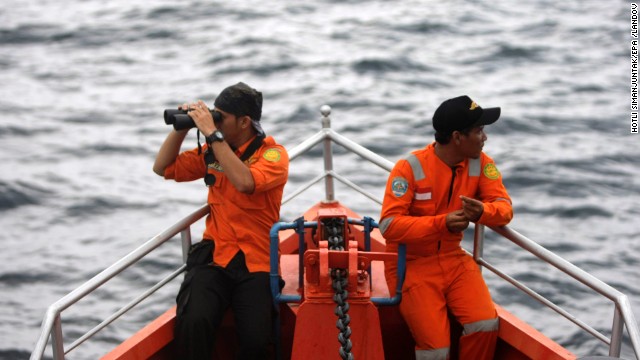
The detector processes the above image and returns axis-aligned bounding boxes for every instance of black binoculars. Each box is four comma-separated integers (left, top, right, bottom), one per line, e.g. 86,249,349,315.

164,108,222,130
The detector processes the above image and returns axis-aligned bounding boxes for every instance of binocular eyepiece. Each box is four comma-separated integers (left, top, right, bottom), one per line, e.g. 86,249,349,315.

164,108,222,130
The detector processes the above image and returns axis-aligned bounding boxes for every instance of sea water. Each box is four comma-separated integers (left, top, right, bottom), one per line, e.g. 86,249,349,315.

1,1,638,359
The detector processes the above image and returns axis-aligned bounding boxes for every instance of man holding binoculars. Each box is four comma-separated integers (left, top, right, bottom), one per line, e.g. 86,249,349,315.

153,82,289,359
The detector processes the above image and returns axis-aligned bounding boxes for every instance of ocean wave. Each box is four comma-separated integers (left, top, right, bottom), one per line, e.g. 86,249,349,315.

0,126,34,138
144,5,188,20
217,60,300,76
0,22,114,47
515,204,613,218
0,349,32,360
63,196,155,219
84,142,156,158
0,57,12,70
60,112,114,125
506,176,584,197
552,153,640,174
515,18,559,37
0,180,50,211
280,104,318,124
352,57,430,74
0,18,181,49
489,116,547,135
0,270,61,288
393,20,454,35
477,43,549,64
0,23,62,45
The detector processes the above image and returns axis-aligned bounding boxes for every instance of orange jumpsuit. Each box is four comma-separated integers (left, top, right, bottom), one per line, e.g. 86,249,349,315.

164,135,289,272
166,135,289,359
380,143,512,360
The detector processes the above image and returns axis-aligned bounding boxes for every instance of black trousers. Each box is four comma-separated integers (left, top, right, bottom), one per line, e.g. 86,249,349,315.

174,249,273,360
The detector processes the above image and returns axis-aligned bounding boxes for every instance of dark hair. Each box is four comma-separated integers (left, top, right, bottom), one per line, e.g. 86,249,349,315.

434,127,472,145
434,131,451,144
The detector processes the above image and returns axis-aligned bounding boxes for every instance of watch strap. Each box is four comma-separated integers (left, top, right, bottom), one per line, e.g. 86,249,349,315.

206,130,224,144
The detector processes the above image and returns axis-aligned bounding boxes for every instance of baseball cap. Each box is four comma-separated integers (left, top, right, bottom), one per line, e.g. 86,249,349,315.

214,82,264,135
432,95,501,134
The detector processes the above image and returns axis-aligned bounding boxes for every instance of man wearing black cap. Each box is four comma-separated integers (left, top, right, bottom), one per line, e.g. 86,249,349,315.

153,82,289,359
379,96,513,360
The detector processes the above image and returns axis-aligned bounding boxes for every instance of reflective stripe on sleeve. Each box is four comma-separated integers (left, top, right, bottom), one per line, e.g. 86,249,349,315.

406,154,425,181
468,157,481,177
379,217,394,235
415,347,449,360
462,317,499,335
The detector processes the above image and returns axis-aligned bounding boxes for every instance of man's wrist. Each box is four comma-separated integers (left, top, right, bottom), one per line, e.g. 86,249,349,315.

206,130,224,144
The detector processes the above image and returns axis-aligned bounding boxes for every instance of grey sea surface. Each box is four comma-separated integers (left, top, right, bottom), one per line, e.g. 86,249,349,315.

1,0,639,359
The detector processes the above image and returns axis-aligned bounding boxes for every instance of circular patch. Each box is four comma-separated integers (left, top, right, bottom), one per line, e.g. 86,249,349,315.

391,177,409,197
263,148,281,162
483,163,500,180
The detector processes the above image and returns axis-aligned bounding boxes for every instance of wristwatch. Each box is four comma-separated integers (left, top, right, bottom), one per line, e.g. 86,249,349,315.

206,130,224,144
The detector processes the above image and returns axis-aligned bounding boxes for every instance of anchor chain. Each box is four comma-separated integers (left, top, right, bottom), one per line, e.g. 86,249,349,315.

325,218,354,360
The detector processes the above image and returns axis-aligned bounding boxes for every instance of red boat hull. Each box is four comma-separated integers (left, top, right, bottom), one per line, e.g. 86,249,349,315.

102,202,576,360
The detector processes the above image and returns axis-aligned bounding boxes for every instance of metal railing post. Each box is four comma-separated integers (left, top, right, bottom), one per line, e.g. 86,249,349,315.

320,105,335,202
180,227,192,264
609,305,623,357
51,314,64,360
473,224,485,273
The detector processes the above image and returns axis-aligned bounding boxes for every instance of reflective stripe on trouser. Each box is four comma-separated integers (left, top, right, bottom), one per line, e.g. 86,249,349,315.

459,318,499,360
399,250,498,360
415,347,449,360
463,317,499,335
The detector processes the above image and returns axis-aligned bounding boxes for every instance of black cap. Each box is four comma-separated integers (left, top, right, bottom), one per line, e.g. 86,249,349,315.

214,82,264,135
432,95,501,134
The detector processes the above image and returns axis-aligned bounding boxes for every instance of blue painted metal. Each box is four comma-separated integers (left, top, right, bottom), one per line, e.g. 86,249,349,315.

268,218,406,306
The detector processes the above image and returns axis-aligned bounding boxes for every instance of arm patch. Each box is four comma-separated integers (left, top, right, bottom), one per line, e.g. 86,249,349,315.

391,177,409,197
483,163,500,180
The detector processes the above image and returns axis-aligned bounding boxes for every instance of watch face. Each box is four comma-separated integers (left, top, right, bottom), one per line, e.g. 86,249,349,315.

208,130,223,143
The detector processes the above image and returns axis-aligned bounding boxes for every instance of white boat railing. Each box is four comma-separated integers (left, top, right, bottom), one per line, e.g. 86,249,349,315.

474,225,640,358
30,205,206,360
31,105,640,359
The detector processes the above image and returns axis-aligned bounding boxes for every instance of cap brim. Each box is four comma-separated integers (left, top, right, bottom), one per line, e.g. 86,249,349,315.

252,119,265,136
475,107,501,126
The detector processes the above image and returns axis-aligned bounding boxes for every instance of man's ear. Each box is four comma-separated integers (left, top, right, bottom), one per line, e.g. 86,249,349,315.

240,115,251,129
452,131,461,145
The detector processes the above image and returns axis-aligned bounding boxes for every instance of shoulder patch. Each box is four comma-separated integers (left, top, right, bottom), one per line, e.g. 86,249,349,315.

483,163,500,180
391,177,409,197
263,148,282,162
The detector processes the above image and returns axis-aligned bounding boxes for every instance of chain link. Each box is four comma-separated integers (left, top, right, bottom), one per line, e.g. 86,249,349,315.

324,218,354,360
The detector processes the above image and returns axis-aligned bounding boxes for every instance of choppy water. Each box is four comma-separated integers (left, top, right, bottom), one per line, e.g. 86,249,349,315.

1,0,639,359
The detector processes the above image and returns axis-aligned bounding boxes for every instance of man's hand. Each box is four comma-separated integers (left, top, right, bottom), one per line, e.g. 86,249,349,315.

446,210,470,233
187,100,216,136
460,195,484,222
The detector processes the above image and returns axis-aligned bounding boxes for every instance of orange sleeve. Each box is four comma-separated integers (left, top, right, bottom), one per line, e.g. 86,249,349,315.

379,159,448,244
476,155,513,226
250,145,289,193
163,147,206,182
